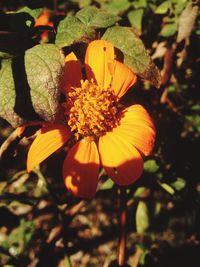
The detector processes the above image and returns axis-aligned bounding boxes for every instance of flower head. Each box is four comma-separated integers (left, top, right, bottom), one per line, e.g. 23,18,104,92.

27,40,155,199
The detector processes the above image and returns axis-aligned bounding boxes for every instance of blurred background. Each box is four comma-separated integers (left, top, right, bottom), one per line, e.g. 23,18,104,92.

0,0,200,266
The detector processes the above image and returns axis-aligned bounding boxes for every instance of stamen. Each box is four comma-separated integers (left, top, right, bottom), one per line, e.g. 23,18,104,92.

64,79,120,140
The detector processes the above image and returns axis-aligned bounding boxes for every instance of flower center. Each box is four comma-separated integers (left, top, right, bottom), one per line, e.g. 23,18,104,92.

65,79,120,140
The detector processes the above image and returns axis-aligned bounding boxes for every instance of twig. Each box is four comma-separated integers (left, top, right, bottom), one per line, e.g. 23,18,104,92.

117,187,127,266
0,128,20,159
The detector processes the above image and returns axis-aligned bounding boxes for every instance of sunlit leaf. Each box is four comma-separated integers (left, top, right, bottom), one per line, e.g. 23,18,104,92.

128,9,144,31
102,26,161,88
160,22,177,37
100,178,114,190
158,182,175,195
132,0,147,9
25,44,65,122
155,1,171,14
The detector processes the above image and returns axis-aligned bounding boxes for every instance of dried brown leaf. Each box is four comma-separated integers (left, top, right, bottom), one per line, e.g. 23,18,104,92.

177,3,199,43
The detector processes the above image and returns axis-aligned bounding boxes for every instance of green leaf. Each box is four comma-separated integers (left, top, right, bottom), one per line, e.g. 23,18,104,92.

0,59,25,126
76,6,120,28
102,26,161,88
158,182,175,195
155,1,171,14
191,105,200,111
74,0,92,8
134,186,147,197
144,159,159,173
0,44,65,127
0,51,13,59
160,22,177,37
55,16,95,48
171,177,186,191
1,219,35,256
136,201,150,234
132,0,147,9
25,44,65,122
128,9,144,31
102,0,131,15
100,178,114,190
16,7,42,21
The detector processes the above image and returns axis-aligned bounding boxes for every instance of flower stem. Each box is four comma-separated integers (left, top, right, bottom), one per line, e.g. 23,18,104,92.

117,187,127,266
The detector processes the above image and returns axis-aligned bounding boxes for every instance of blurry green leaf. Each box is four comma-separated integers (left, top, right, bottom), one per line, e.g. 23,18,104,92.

155,1,171,14
73,0,92,8
154,201,161,217
168,85,176,93
76,6,120,28
186,114,200,132
132,0,147,9
55,16,95,48
100,178,114,190
102,0,131,15
102,26,161,88
136,201,150,234
128,9,144,31
191,105,200,111
1,219,35,256
160,22,177,37
144,159,159,173
16,6,42,21
62,255,72,267
171,177,186,191
158,182,175,195
134,186,147,197
174,1,188,15
25,44,65,122
140,249,149,265
0,50,14,59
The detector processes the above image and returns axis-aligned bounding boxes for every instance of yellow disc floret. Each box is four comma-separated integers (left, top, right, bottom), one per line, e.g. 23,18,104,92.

65,79,120,140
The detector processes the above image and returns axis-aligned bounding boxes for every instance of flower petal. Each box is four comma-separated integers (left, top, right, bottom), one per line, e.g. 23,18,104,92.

85,40,114,88
99,133,143,186
27,124,70,172
114,104,155,156
109,60,137,98
34,10,53,27
63,139,100,199
60,52,82,93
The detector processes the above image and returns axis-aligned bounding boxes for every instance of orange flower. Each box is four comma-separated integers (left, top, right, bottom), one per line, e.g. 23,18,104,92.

27,40,155,199
34,10,53,41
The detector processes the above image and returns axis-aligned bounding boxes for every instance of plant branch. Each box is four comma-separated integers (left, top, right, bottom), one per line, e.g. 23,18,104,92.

117,187,127,266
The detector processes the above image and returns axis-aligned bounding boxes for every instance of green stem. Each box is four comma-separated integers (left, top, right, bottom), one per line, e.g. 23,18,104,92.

117,187,127,266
